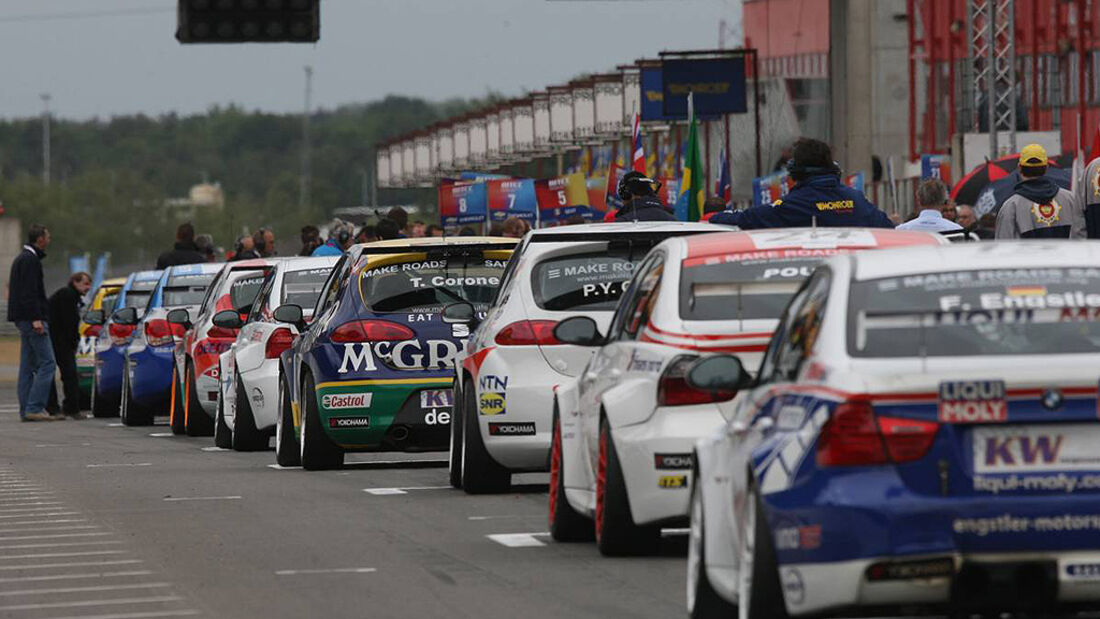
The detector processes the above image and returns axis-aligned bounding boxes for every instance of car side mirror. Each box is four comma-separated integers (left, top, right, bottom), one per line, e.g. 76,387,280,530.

166,308,191,329
273,304,307,331
111,307,139,326
553,316,604,347
212,309,244,330
83,309,105,326
441,302,480,328
687,355,753,394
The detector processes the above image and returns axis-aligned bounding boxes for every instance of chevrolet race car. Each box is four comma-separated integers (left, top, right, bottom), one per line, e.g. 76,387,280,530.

77,277,125,408
167,259,274,436
549,229,949,556
274,238,516,470
89,270,162,417
448,222,718,494
687,241,1100,618
117,264,220,426
215,256,337,451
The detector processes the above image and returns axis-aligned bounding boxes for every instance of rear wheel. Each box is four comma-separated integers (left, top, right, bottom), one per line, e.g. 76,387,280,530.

299,372,344,470
460,382,511,494
169,365,185,435
739,488,788,619
595,417,660,556
687,467,737,618
120,364,152,426
232,369,268,451
548,409,594,542
184,362,214,437
213,393,232,449
448,380,465,489
91,369,118,418
275,375,301,467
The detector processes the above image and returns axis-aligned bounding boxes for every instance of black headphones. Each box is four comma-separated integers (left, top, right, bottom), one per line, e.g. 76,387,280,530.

335,224,351,246
786,158,842,179
617,171,661,201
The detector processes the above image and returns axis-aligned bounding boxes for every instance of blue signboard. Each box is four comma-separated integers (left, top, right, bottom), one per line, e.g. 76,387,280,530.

640,66,668,122
662,58,747,119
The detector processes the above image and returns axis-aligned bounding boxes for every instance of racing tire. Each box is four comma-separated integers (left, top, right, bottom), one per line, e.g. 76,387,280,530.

595,417,660,557
169,366,185,435
548,409,594,542
184,362,214,437
214,395,232,449
687,467,737,618
299,372,344,470
232,370,269,452
460,382,511,494
739,488,788,619
275,375,301,467
120,364,153,427
447,380,465,489
91,370,118,418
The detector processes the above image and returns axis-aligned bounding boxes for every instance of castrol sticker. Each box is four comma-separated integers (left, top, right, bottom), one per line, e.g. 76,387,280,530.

321,393,373,410
938,380,1006,423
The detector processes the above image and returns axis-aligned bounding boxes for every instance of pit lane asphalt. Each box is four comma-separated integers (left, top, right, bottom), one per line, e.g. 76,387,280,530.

0,386,687,619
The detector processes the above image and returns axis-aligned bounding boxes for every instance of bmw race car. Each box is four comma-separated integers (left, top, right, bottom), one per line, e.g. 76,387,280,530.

687,241,1100,618
273,238,516,470
167,259,274,436
77,277,125,408
448,222,718,493
549,229,948,556
116,264,220,426
214,256,337,451
87,270,162,418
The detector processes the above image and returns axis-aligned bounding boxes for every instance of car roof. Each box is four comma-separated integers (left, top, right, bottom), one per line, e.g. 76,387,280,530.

849,241,1100,281
131,270,163,282
353,236,517,251
682,228,946,260
100,277,127,287
278,256,339,271
528,222,718,237
166,263,223,276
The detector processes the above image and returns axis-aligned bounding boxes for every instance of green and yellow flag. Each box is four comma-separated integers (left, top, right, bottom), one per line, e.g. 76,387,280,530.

675,93,706,221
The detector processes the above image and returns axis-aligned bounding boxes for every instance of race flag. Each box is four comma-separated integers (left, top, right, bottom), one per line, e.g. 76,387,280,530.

714,148,731,205
674,93,706,221
631,112,646,173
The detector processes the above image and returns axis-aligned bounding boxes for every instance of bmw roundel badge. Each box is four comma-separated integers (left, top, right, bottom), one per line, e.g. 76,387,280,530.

1040,388,1064,411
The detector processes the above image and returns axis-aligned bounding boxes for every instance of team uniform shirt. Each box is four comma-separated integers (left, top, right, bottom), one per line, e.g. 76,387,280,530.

311,239,344,256
995,177,1084,239
1078,157,1100,239
896,209,964,232
709,174,894,229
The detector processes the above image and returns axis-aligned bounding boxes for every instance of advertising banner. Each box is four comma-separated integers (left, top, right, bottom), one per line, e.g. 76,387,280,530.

535,173,589,223
586,176,608,215
752,170,795,207
921,154,953,185
662,57,747,119
640,66,668,122
487,178,537,222
439,180,488,226
604,163,626,212
844,172,865,193
658,177,680,207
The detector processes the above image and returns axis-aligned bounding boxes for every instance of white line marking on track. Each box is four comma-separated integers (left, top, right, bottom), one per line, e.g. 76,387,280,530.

0,519,87,526
162,496,241,502
266,464,297,470
362,486,451,495
0,541,123,550
106,423,123,427
199,446,228,452
0,525,99,534
0,550,125,560
0,532,113,542
0,581,171,596
0,559,142,571
468,515,525,521
486,532,550,548
0,594,181,611
45,611,201,619
147,433,174,438
0,505,67,512
0,570,152,583
274,567,376,575
351,459,447,465
86,463,152,469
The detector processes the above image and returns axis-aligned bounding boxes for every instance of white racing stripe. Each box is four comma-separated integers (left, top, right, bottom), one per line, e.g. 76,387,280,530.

486,532,550,548
0,581,171,596
0,595,181,611
274,567,376,575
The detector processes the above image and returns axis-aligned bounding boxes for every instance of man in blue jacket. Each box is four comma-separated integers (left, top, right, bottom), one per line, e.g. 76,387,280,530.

710,138,894,229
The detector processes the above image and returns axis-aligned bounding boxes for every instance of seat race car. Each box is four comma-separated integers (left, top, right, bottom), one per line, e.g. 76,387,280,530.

273,237,516,470
87,270,162,418
549,228,949,557
115,264,221,426
214,256,337,451
167,259,275,436
77,277,125,409
686,241,1100,618
446,222,719,494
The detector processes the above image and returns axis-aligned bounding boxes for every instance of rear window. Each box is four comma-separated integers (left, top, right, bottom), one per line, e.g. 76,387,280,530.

282,267,331,308
163,273,216,308
679,251,837,320
101,291,119,315
359,257,507,313
849,268,1100,357
123,280,157,310
531,253,639,311
229,273,267,312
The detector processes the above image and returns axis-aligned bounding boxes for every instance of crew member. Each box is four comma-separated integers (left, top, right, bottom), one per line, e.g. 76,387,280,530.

47,272,92,419
896,180,963,232
312,220,355,256
612,171,675,221
996,144,1084,239
155,223,205,269
1079,148,1100,238
709,138,893,229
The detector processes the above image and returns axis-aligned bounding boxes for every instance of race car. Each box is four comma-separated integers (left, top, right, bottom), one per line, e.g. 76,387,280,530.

166,259,275,436
214,256,337,451
116,263,221,426
549,229,949,557
447,222,718,494
87,270,162,418
77,277,125,408
687,241,1100,618
273,238,516,470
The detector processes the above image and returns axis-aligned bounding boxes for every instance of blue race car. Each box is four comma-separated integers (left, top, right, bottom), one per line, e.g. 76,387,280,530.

89,270,162,418
119,263,221,426
272,237,516,470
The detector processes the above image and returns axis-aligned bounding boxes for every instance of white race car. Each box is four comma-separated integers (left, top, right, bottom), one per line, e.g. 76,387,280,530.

687,241,1100,618
446,222,718,493
215,256,337,451
550,228,948,556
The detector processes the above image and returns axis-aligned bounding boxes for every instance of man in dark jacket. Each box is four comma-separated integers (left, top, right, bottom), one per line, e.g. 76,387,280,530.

709,138,894,229
613,171,676,222
46,272,92,419
155,222,205,269
996,144,1084,239
7,224,56,421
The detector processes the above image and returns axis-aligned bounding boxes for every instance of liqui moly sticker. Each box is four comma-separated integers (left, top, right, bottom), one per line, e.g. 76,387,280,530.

321,393,373,410
938,380,1006,423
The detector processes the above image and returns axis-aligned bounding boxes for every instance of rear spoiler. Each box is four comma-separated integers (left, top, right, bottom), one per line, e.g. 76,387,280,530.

356,242,518,258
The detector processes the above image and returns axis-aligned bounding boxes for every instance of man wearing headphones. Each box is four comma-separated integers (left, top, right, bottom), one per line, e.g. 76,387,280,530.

709,138,894,229
312,220,354,256
611,171,676,222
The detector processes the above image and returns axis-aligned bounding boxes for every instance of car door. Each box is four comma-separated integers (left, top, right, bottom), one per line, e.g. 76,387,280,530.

301,253,351,379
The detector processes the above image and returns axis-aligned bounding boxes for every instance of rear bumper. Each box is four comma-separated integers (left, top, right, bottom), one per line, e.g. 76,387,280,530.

129,346,174,406
95,346,126,397
315,377,453,452
238,360,280,431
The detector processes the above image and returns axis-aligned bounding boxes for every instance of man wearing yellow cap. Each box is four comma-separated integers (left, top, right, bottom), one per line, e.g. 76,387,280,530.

995,144,1084,239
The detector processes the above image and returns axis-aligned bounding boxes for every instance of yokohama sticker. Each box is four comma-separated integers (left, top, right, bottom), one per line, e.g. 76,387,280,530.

321,393,373,410
488,422,534,436
328,416,371,428
654,453,692,470
938,380,1006,423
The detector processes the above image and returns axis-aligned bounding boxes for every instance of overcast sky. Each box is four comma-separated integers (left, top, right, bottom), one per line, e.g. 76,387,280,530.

0,0,740,120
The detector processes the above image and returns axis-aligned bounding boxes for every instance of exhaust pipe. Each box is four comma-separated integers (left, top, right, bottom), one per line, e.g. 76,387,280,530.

390,426,410,441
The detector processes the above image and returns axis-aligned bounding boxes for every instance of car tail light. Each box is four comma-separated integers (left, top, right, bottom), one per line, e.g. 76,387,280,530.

816,401,938,467
108,322,134,345
265,328,295,359
170,323,186,338
657,356,735,407
331,320,415,343
85,325,101,338
144,319,174,347
207,326,237,339
494,320,560,346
